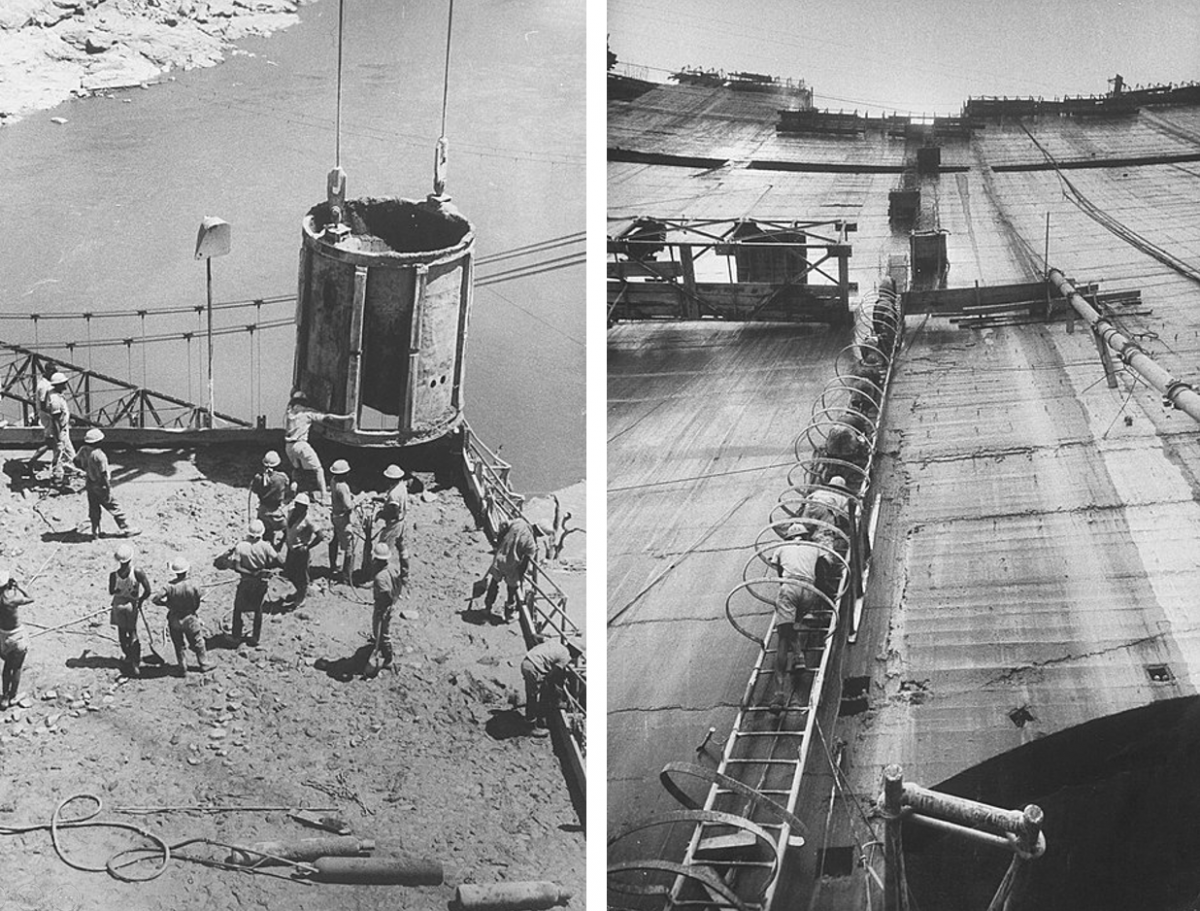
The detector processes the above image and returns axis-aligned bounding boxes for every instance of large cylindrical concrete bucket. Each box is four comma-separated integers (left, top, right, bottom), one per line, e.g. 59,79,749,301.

294,195,475,446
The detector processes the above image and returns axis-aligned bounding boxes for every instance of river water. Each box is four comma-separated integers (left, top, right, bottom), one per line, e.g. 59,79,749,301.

0,0,585,492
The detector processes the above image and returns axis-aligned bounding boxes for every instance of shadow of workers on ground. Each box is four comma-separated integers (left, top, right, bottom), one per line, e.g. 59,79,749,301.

314,643,376,682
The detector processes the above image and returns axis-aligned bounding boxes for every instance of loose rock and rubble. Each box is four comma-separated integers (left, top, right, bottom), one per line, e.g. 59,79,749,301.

0,445,585,909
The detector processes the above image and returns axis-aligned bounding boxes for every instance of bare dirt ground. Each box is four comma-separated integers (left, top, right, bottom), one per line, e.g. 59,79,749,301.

0,444,585,910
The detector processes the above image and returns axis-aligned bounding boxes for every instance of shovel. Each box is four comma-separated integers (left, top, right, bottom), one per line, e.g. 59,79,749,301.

138,603,166,665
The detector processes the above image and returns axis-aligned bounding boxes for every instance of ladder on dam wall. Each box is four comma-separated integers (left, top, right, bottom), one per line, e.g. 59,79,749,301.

608,282,904,911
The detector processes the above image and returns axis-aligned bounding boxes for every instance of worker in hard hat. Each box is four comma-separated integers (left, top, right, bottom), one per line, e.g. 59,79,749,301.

327,459,357,585
374,464,412,583
74,428,141,539
151,556,212,677
108,544,151,678
284,390,353,504
250,450,290,547
765,524,832,715
282,493,324,611
25,361,61,471
229,519,282,647
367,541,403,675
44,372,77,485
520,636,578,736
0,570,33,709
484,516,542,623
803,475,853,536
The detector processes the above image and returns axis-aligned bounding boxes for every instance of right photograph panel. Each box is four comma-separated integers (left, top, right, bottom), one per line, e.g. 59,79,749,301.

606,3,1200,910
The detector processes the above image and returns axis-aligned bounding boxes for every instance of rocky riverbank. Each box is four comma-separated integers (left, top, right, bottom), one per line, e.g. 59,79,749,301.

0,0,312,124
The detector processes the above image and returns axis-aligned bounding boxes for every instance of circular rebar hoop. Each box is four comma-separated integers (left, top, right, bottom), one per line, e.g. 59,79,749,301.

787,457,868,491
607,809,782,901
797,410,879,453
768,497,855,536
726,578,839,639
606,859,750,911
751,525,851,571
834,341,889,378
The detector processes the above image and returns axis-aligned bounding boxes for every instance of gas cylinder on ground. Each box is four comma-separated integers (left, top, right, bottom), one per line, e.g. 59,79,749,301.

227,835,374,866
311,854,444,885
455,881,573,911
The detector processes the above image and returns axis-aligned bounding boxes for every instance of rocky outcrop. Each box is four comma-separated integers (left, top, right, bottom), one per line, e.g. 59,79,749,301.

0,0,311,124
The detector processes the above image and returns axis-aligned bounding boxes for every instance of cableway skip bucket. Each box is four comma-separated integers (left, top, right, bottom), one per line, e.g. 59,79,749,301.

294,195,476,447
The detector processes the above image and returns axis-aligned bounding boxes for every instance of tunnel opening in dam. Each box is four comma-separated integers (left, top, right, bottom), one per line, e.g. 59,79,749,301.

899,696,1200,911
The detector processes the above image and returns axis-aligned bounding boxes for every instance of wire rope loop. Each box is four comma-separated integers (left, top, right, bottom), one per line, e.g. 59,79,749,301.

49,793,171,880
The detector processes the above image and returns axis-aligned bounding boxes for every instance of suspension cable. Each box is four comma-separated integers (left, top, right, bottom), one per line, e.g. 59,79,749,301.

334,0,345,168
440,0,454,139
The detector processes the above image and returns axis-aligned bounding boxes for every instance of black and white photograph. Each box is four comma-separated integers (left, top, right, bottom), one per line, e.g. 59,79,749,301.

606,3,1200,910
0,1,585,907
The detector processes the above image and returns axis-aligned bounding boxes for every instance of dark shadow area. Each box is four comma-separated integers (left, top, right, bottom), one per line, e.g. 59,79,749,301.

485,708,536,741
39,528,91,544
558,823,584,834
903,695,1200,911
314,644,375,683
65,653,124,671
459,606,505,627
204,633,241,653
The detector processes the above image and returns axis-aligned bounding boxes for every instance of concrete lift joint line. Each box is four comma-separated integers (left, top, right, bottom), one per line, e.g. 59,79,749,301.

1047,268,1200,424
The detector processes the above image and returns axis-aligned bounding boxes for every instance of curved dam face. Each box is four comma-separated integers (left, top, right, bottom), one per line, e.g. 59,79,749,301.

904,697,1200,910
294,196,475,446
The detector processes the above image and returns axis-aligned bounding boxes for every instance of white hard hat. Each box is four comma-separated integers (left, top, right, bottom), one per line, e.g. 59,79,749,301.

829,476,847,489
50,372,68,386
372,542,391,560
293,492,310,507
247,519,265,538
330,459,350,475
84,428,105,445
169,556,189,575
785,523,807,539
262,450,281,467
383,464,406,480
114,544,134,563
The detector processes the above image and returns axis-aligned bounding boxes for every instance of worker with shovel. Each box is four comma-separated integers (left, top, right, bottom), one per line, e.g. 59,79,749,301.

152,556,213,677
109,544,151,678
366,542,402,677
0,570,33,709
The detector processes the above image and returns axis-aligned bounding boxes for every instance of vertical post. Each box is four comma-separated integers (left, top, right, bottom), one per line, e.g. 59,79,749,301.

848,498,863,602
679,243,699,319
403,266,429,431
206,258,215,428
882,764,905,911
1043,212,1051,276
345,265,368,430
1092,326,1119,389
838,246,851,324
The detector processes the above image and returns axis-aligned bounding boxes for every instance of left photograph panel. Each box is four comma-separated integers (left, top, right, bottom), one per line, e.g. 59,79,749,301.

0,0,586,906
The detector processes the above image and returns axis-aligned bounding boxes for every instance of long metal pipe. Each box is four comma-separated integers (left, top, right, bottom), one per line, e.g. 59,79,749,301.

1047,268,1200,424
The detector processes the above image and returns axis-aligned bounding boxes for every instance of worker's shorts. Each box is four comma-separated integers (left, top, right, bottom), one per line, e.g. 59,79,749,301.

331,513,353,549
285,440,321,472
110,599,138,631
775,579,819,625
0,626,30,661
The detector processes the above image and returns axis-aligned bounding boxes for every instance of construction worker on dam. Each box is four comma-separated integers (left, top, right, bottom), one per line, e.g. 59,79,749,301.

44,372,78,485
74,429,142,539
25,361,61,472
374,464,412,583
282,493,324,611
109,544,151,678
228,519,281,647
803,475,852,535
0,571,34,710
484,515,542,623
520,635,578,736
284,390,353,504
152,556,212,677
251,450,290,547
366,541,402,676
327,459,357,585
766,524,832,715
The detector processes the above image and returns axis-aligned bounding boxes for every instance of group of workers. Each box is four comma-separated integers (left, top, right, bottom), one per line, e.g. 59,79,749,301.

765,285,897,714
1,379,580,734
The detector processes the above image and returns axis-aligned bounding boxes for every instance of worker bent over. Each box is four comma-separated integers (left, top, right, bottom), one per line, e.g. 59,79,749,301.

251,450,290,547
520,636,576,737
152,556,212,677
109,544,151,678
766,525,831,715
74,428,141,539
0,570,34,709
229,519,281,647
327,459,357,584
374,464,411,583
368,542,403,674
284,390,353,503
283,493,324,610
485,517,541,622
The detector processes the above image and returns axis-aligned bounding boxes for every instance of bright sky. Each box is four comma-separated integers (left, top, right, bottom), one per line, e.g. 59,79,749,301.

607,0,1200,116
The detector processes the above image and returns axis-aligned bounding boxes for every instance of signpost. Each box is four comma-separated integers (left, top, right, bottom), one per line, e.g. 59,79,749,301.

194,217,231,428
